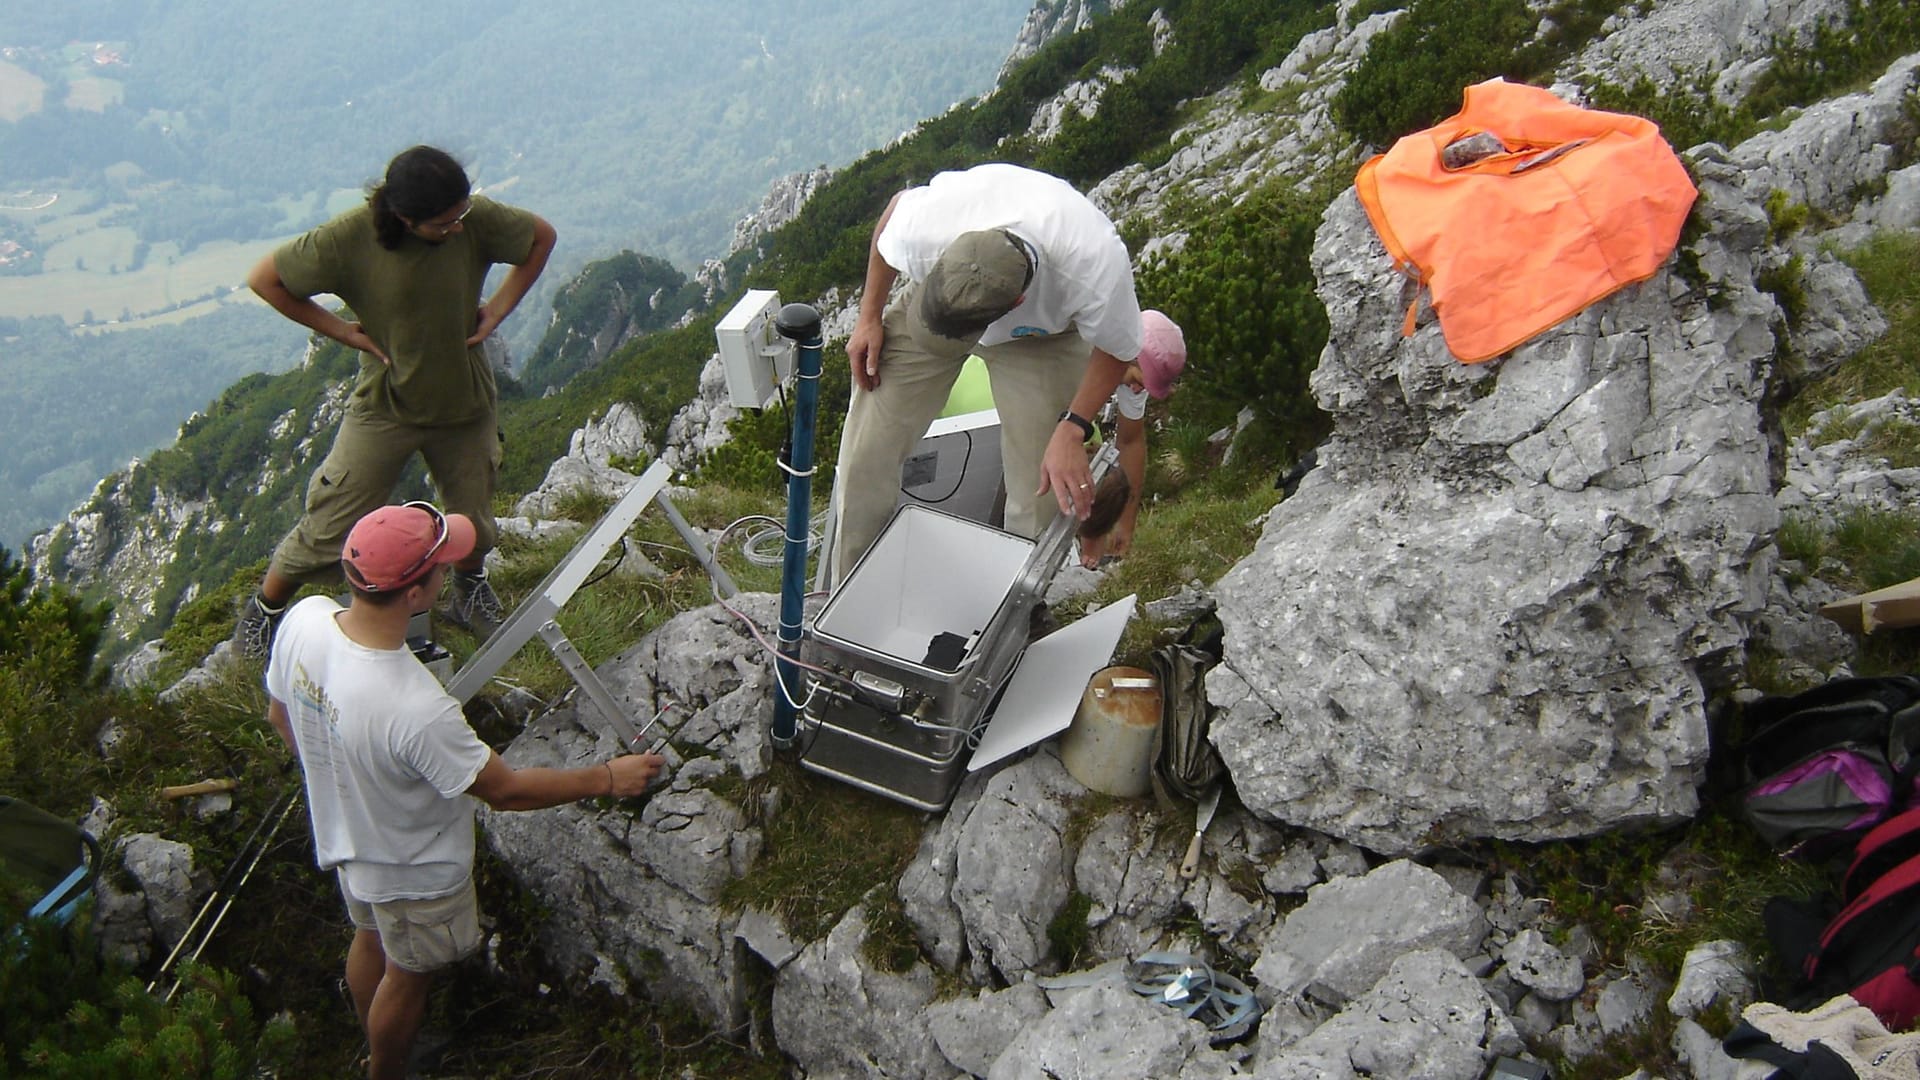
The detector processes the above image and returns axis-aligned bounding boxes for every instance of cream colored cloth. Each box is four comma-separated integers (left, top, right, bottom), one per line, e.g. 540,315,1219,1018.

1738,995,1920,1079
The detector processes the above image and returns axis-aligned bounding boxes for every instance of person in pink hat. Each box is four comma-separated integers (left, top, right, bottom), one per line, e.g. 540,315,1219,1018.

1078,309,1186,568
264,501,664,1080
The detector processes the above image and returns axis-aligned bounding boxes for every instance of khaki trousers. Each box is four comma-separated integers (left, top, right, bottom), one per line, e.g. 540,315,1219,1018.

831,284,1090,584
270,404,502,583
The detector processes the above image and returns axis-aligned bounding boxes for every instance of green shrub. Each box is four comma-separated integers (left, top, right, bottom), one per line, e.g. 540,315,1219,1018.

0,546,111,794
1332,0,1540,147
1135,182,1332,461
3,937,296,1080
696,345,851,493
1764,189,1811,241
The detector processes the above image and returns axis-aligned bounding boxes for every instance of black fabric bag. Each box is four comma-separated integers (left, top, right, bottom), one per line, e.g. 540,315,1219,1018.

1149,615,1226,804
1739,676,1920,856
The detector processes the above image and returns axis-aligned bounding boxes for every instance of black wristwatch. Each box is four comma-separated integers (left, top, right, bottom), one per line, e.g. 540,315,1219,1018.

1057,410,1094,442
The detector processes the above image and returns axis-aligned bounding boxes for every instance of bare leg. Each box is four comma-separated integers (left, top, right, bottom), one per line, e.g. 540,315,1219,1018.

261,568,300,608
365,959,433,1080
344,928,384,1036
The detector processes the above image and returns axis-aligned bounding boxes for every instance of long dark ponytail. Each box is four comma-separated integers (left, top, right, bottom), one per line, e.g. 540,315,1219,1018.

368,146,471,249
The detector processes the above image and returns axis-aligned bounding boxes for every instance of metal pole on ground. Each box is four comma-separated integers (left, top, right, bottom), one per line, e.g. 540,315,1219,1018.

772,303,823,749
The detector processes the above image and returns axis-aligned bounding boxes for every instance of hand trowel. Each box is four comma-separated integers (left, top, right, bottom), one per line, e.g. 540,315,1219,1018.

1178,785,1222,879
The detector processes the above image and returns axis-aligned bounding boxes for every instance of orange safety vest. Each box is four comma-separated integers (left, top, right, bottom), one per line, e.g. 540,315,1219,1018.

1354,79,1697,363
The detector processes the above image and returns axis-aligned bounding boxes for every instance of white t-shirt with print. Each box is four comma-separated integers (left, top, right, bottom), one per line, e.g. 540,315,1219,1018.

877,163,1143,361
266,596,491,903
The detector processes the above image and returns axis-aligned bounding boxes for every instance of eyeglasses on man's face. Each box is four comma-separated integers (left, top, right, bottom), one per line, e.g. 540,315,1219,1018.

414,201,472,235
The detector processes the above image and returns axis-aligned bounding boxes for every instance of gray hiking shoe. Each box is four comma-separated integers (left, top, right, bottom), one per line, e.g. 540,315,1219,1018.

234,594,286,661
444,570,505,640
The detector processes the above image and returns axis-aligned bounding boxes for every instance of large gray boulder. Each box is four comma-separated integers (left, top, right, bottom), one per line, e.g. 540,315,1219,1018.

1251,859,1486,1015
1208,190,1761,852
480,597,779,1028
772,903,947,1080
898,752,1082,983
1203,53,1913,856
987,981,1218,1080
1252,949,1524,1080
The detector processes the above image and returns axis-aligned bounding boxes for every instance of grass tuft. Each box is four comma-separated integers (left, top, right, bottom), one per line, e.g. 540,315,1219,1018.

716,761,929,945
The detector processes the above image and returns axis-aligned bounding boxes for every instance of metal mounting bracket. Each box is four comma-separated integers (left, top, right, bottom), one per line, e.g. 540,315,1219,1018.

446,460,734,747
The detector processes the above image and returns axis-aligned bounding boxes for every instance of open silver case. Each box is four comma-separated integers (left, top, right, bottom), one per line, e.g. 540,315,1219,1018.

799,443,1132,810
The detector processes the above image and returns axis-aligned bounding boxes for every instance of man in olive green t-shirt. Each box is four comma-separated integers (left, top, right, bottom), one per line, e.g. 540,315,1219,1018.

236,146,556,659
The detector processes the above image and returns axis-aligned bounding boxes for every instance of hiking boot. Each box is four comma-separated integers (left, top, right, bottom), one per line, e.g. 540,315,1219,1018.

234,594,286,661
443,570,505,640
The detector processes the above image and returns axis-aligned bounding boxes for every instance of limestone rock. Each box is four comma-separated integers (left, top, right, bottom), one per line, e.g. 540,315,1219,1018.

1251,860,1486,1005
987,982,1214,1080
1504,929,1587,1002
1206,176,1781,854
514,401,652,518
1256,949,1524,1080
773,904,945,1080
1668,939,1757,1019
926,982,1051,1078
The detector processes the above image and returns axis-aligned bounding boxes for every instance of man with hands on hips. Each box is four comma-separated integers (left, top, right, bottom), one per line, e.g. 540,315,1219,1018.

833,162,1143,583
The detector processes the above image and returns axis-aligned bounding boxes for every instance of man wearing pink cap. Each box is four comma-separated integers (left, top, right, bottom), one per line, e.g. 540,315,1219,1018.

1078,309,1186,568
264,502,664,1080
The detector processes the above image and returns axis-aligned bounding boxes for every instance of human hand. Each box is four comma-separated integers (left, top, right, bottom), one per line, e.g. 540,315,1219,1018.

1037,426,1093,520
467,304,503,347
1079,532,1109,569
342,323,390,366
608,753,667,797
847,319,885,391
1078,519,1133,569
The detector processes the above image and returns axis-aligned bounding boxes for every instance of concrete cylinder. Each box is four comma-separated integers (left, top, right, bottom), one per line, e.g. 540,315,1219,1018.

1058,666,1160,797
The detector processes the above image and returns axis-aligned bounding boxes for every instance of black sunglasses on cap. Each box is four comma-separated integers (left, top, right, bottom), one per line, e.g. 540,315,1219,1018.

342,501,450,592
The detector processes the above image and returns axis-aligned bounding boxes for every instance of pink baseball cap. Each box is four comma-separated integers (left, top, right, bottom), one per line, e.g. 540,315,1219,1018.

341,502,476,592
1137,310,1186,398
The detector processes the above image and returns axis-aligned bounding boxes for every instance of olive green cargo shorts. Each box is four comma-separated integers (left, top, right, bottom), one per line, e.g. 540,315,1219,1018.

271,405,501,583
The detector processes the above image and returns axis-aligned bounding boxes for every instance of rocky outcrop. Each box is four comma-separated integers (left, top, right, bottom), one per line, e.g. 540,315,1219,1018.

1023,10,1169,141
1565,0,1853,104
659,352,745,473
729,165,834,258
513,401,653,519
480,597,779,1028
1089,4,1398,254
1202,47,1909,853
997,0,1125,85
29,358,353,653
1206,179,1772,853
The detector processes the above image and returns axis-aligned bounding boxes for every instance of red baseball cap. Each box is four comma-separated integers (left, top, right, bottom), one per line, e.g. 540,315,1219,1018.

341,502,476,592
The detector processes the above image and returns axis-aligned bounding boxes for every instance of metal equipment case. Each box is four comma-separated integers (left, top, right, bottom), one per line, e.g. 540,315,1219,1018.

800,444,1117,810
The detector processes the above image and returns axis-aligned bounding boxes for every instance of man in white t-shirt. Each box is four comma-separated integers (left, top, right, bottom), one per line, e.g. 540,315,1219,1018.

833,163,1144,583
265,501,664,1080
1078,309,1186,568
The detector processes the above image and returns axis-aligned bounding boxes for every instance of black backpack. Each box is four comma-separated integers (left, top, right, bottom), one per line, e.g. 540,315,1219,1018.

1739,676,1920,857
